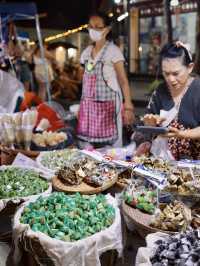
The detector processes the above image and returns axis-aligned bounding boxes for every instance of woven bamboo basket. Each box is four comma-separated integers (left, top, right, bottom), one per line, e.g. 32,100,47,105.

52,174,118,194
122,202,176,239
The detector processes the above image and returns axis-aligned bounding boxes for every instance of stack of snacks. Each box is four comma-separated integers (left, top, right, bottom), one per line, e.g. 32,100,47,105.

20,193,115,241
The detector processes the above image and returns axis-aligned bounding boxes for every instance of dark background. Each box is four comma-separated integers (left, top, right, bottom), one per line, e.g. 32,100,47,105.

1,0,105,29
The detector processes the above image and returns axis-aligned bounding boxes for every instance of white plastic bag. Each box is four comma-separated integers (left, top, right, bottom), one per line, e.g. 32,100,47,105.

12,194,123,266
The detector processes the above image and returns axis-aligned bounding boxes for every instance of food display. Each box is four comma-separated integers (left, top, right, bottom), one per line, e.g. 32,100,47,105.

57,157,118,187
117,169,132,186
124,179,157,214
0,110,38,150
165,168,200,195
32,131,67,147
20,193,115,242
38,149,79,171
150,201,191,232
0,167,49,199
133,156,172,173
151,229,200,266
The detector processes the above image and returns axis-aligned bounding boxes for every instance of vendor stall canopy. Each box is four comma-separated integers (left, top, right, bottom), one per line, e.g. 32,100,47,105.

0,2,37,24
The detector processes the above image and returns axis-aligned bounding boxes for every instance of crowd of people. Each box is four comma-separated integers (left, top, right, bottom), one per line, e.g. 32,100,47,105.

0,35,82,103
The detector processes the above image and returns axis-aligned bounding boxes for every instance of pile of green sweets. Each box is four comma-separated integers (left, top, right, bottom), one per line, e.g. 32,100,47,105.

20,192,115,241
0,167,49,199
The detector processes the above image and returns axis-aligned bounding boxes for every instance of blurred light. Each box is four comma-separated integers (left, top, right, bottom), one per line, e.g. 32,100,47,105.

170,0,179,6
68,48,77,59
114,0,121,4
117,12,129,22
108,12,114,17
57,46,64,51
138,46,142,53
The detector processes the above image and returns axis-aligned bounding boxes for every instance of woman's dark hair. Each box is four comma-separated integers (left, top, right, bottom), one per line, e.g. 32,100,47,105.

89,11,113,41
160,43,193,67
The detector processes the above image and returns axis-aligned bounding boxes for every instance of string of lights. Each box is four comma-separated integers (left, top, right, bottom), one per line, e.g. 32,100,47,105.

28,24,88,45
28,10,129,46
45,24,88,42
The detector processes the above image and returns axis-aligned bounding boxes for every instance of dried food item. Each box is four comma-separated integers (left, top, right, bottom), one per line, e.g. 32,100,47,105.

56,157,94,185
150,201,191,232
83,163,117,187
40,149,78,171
151,229,200,266
32,131,67,147
124,180,157,214
20,193,115,242
86,161,115,187
118,169,132,186
0,167,49,199
165,168,200,194
133,156,172,173
191,208,200,228
57,159,117,188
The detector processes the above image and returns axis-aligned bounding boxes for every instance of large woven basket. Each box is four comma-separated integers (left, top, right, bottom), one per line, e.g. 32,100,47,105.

0,146,39,165
122,202,176,239
52,174,118,194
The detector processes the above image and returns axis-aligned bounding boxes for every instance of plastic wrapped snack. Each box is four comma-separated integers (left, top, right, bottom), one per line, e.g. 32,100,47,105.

13,112,23,148
1,114,15,148
22,110,38,150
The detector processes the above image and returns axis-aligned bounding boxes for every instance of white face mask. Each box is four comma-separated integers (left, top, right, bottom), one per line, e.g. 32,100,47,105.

89,29,104,42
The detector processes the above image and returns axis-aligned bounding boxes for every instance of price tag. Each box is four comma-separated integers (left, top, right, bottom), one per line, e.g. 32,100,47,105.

12,153,37,168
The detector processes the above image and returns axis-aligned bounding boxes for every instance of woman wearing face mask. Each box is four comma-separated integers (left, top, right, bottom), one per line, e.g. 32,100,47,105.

77,12,135,148
138,42,200,160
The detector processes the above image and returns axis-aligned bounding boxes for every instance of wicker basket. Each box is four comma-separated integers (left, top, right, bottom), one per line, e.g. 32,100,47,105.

0,146,39,165
52,174,118,194
122,202,175,239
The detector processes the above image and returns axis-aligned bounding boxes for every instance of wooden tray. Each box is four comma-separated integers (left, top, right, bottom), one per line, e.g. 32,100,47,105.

52,175,118,194
122,202,175,238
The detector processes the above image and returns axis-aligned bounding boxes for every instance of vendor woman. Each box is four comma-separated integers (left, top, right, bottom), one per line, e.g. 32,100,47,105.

77,12,135,148
142,42,200,160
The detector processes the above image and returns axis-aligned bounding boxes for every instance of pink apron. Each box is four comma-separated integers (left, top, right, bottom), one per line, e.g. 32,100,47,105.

77,43,118,144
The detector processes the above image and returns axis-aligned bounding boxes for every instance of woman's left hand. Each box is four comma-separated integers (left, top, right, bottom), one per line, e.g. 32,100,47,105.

123,103,135,125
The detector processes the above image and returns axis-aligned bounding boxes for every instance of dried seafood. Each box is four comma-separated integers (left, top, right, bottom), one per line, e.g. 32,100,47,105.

165,168,200,194
133,156,172,173
57,158,117,187
151,229,200,266
150,201,191,232
57,157,89,186
118,169,132,186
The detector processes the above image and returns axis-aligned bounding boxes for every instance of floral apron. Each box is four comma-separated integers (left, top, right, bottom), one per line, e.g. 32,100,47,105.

151,93,200,160
77,43,120,144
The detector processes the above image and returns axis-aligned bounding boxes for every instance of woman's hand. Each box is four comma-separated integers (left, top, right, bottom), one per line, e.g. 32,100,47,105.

134,141,151,157
143,114,165,126
123,102,135,125
164,127,200,140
